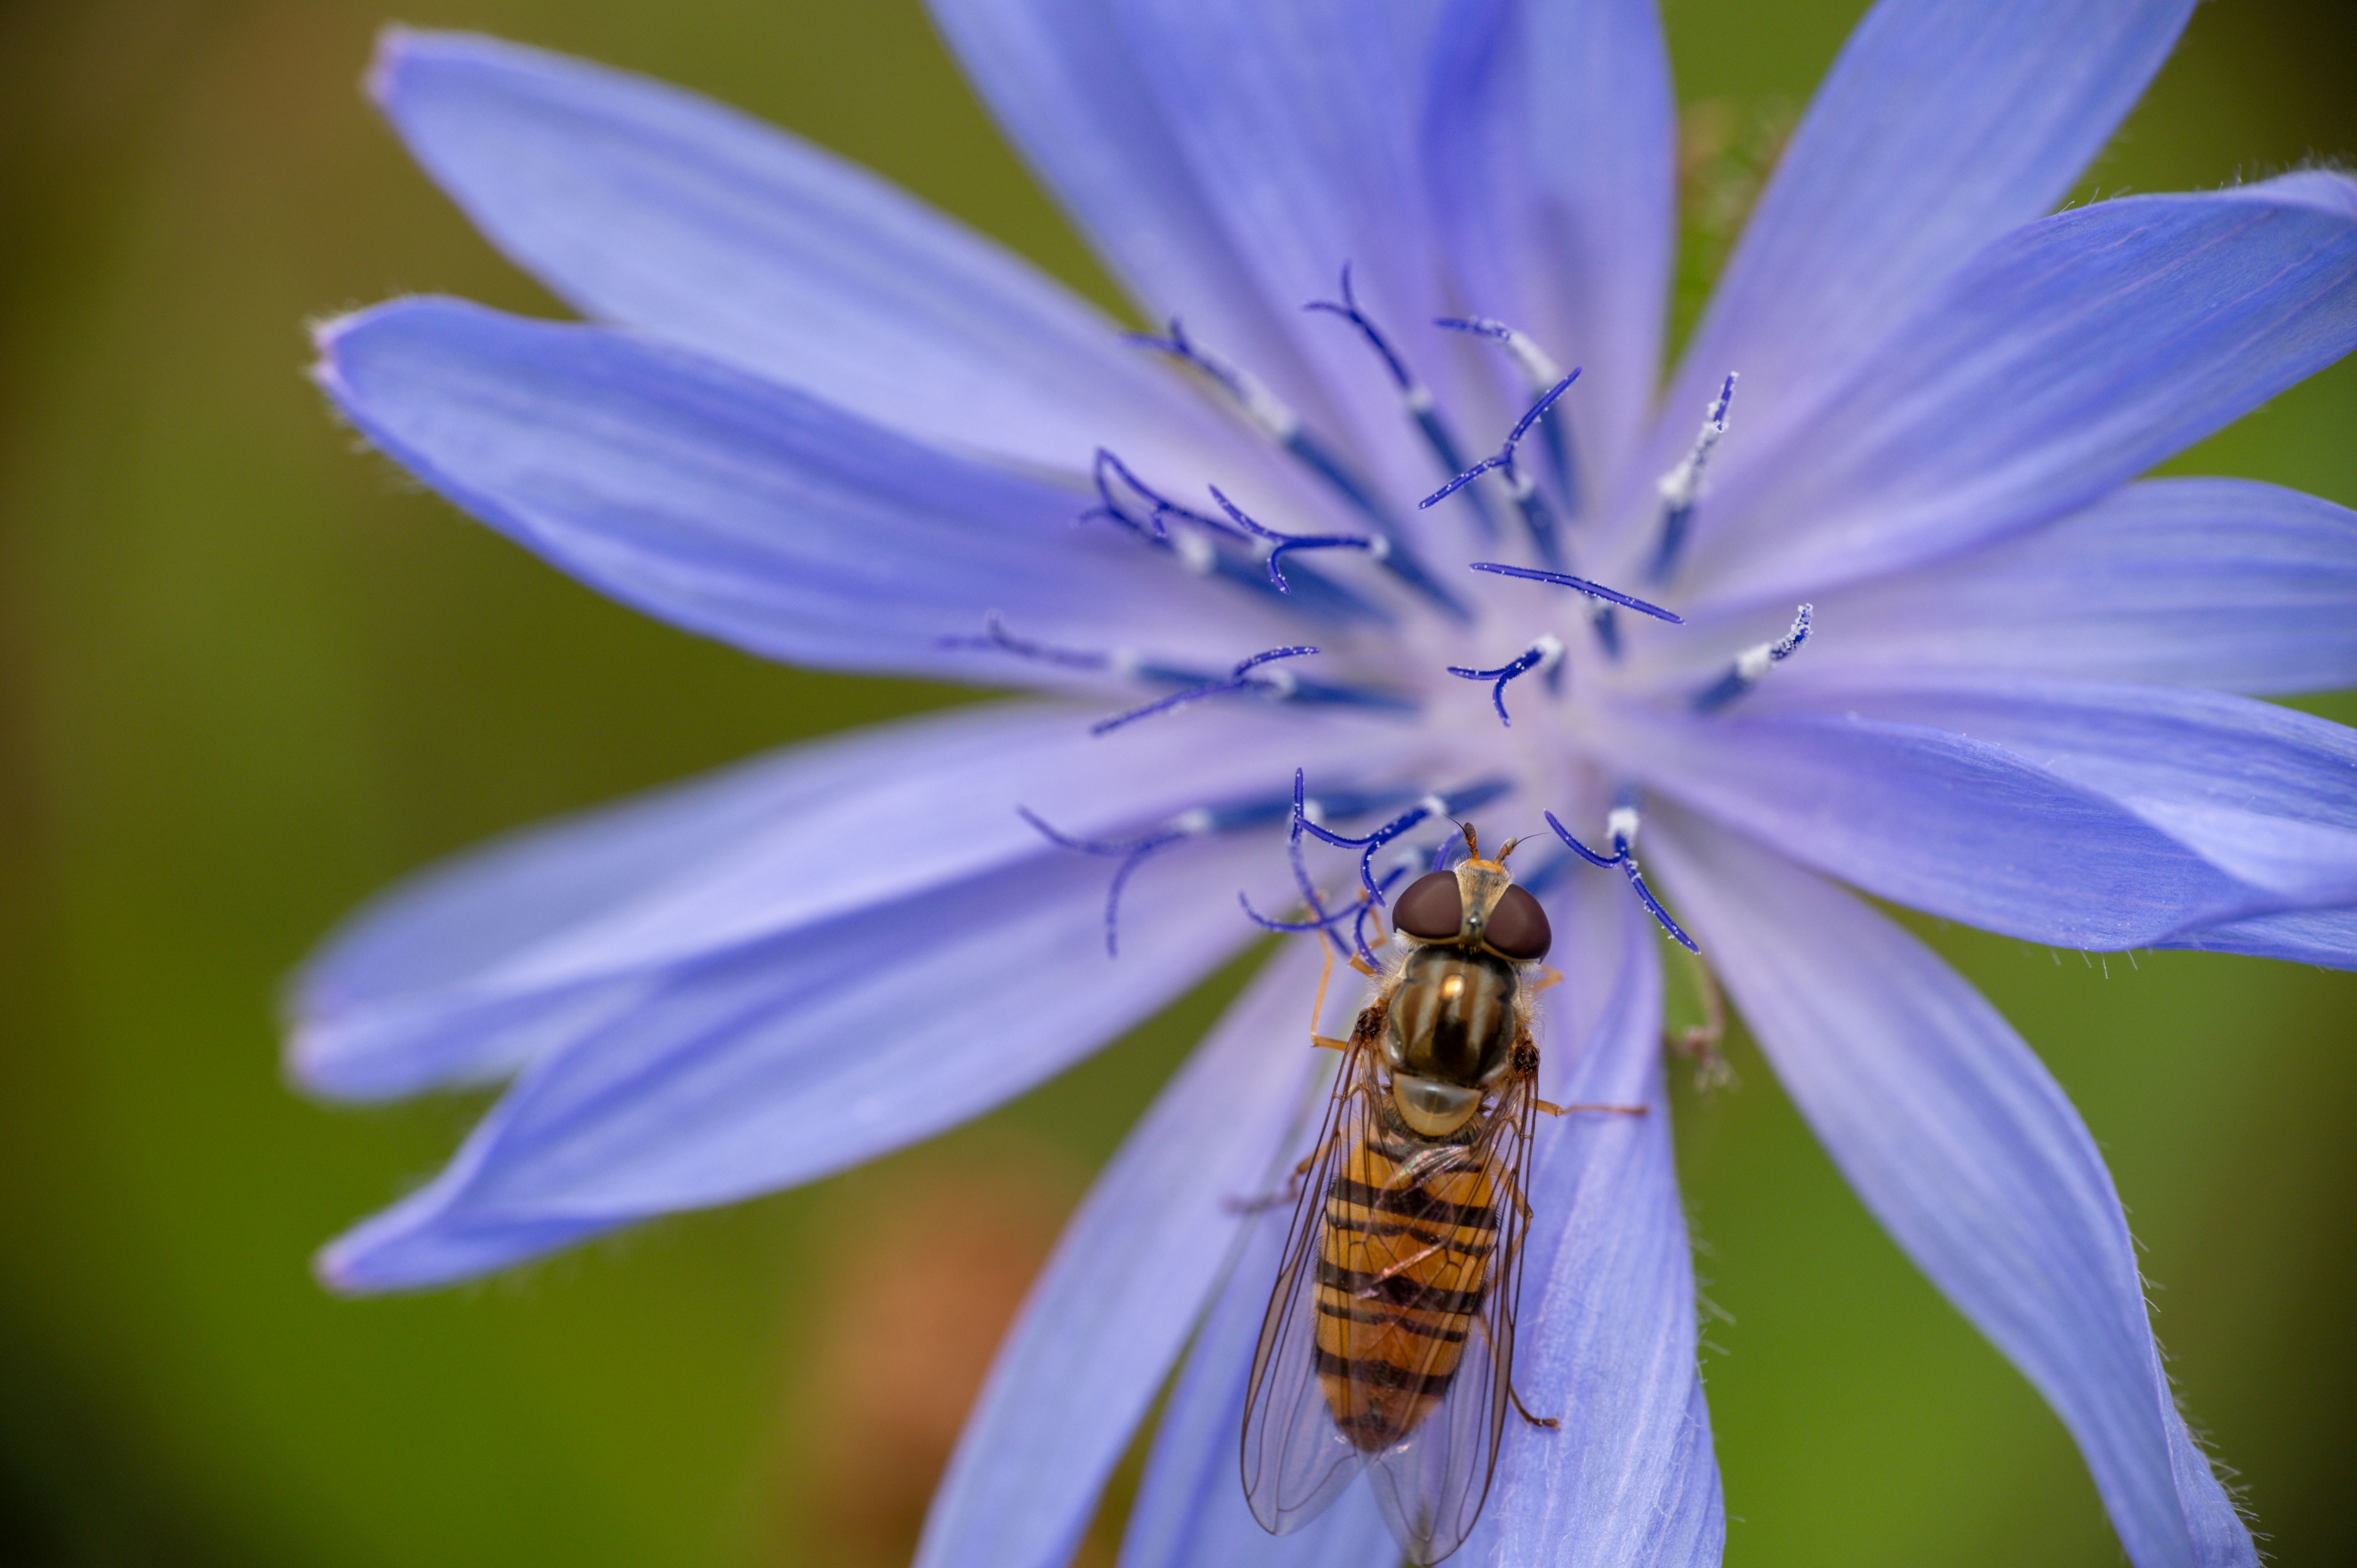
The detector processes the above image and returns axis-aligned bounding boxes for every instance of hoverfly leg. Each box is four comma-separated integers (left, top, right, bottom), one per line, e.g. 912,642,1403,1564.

1664,952,1737,1092
1533,1098,1647,1118
1308,925,1338,1044
1473,1315,1561,1430
1526,964,1564,995
1226,1132,1338,1214
1312,1034,1351,1052
1508,1382,1561,1432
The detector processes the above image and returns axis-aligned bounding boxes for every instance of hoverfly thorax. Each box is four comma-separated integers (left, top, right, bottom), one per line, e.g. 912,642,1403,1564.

1380,841,1553,1137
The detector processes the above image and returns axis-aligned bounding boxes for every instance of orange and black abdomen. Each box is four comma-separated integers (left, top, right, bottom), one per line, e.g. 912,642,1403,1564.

1313,1130,1498,1449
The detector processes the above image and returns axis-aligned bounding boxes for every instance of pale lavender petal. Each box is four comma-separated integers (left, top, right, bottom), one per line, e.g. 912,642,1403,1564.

317,831,1299,1292
1106,0,1493,484
924,0,1345,435
1774,479,2357,696
369,30,1253,482
1633,0,2193,525
1602,705,2260,948
2160,904,2357,969
1118,1163,1394,1568
1645,175,2357,608
1425,0,1675,502
917,938,1347,1568
1482,872,1723,1568
1650,810,2254,1568
1781,678,2357,910
294,700,1396,1100
315,298,1308,683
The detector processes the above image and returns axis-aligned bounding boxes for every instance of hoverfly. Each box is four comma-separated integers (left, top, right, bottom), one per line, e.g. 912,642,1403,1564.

1243,825,1626,1564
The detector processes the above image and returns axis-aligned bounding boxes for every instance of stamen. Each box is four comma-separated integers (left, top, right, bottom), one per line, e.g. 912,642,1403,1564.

938,611,1117,670
943,613,1418,724
1241,777,1428,964
1127,318,1300,443
1090,645,1319,735
1649,372,1738,583
1086,450,1383,623
1447,635,1564,727
1306,266,1497,538
1208,486,1385,593
1129,321,1468,622
1543,801,1699,952
1295,768,1513,905
1419,370,1581,567
1691,604,1812,713
1436,316,1583,517
1465,562,1684,623
1021,792,1299,956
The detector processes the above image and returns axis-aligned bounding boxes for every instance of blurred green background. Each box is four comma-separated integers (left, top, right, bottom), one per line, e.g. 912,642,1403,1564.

0,0,2350,1564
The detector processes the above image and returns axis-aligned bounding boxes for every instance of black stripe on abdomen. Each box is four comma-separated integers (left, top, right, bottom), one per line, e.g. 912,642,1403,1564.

1314,1345,1458,1400
1315,1259,1486,1315
1327,1176,1498,1233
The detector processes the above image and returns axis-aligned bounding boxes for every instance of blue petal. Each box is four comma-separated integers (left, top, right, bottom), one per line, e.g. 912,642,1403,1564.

293,700,1390,1101
1607,706,2261,949
2162,904,2357,969
1483,874,1724,1567
925,0,1350,440
1424,0,1675,501
1779,479,2357,696
315,298,1311,681
368,30,1253,483
1783,679,2357,911
1117,1157,1395,1568
919,940,1347,1568
1637,0,2193,524
316,830,1296,1292
1650,811,2255,1568
1097,0,1563,498
935,0,1667,512
1650,175,2357,608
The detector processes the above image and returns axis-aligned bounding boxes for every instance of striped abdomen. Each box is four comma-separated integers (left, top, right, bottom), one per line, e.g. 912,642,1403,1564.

1313,1129,1498,1450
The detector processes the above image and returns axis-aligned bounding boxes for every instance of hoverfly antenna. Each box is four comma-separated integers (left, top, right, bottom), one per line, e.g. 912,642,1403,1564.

1459,821,1480,859
1495,836,1521,864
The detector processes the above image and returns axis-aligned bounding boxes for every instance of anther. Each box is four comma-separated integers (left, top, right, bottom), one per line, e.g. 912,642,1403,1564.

1465,561,1684,623
1544,803,1699,952
1650,372,1738,584
1692,604,1812,713
1129,322,1468,622
1298,771,1514,905
1306,265,1497,538
1437,316,1583,517
1085,450,1382,623
1421,370,1580,567
1208,487,1380,593
1090,645,1318,735
1128,318,1299,443
942,615,1415,725
1447,634,1565,727
1024,792,1297,956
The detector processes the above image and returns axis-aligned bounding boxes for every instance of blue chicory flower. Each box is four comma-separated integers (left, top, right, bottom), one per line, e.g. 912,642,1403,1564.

293,2,2357,1564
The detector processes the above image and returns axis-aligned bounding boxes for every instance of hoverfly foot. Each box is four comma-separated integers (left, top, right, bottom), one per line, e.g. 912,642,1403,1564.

1509,1383,1560,1431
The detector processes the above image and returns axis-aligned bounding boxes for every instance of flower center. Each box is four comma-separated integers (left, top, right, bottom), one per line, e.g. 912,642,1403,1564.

947,265,1802,960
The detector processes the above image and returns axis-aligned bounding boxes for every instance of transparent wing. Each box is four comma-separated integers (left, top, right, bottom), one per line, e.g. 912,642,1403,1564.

1359,1056,1541,1566
1240,1033,1381,1535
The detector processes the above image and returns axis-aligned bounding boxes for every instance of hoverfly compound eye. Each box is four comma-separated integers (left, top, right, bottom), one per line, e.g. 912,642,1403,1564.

1484,885,1551,961
1391,871,1464,940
